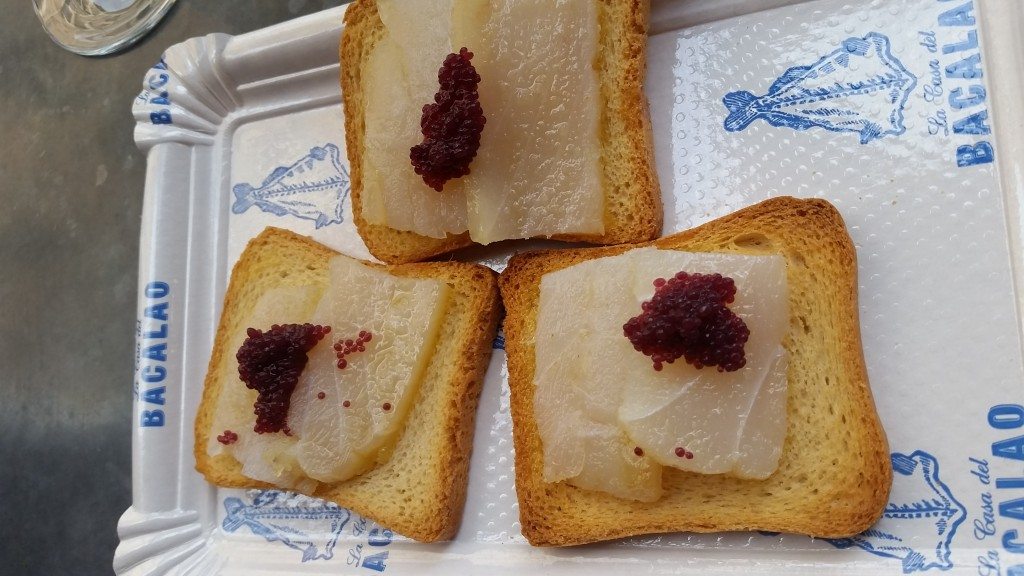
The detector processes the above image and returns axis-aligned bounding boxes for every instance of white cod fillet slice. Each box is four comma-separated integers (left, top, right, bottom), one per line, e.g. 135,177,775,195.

535,252,662,502
288,255,451,483
361,0,469,238
534,247,789,500
207,285,322,491
461,0,604,245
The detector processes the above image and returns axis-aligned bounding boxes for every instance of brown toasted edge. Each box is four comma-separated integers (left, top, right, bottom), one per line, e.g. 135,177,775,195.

436,266,502,540
499,197,891,546
375,261,502,540
341,0,474,264
194,226,501,541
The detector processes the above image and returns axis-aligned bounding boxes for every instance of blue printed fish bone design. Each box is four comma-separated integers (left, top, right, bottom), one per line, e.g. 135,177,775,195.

827,451,967,573
723,32,917,144
223,490,351,562
232,143,350,229
222,490,393,570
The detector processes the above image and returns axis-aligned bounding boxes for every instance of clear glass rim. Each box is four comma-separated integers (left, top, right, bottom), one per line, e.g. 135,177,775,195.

32,0,178,57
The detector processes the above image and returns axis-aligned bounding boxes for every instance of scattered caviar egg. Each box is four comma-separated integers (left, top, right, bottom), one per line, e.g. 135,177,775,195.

382,402,392,412
674,447,694,459
217,430,239,445
317,391,326,400
236,323,330,434
342,400,351,408
624,271,750,372
410,47,486,192
334,330,373,370
634,446,644,457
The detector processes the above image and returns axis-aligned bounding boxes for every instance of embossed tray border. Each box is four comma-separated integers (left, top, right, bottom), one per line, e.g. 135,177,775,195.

116,1,1024,574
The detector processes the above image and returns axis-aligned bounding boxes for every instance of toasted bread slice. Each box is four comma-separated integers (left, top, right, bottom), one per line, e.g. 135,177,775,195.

194,227,501,542
499,196,891,546
340,0,661,264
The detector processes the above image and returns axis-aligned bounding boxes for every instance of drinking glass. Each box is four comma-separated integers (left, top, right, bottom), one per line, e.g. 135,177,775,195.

33,0,177,56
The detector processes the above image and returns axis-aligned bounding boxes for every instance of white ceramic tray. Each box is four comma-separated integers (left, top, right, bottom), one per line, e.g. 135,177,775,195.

116,0,1024,574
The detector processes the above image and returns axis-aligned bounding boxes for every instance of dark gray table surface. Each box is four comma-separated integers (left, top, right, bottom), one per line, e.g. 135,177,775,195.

0,2,344,574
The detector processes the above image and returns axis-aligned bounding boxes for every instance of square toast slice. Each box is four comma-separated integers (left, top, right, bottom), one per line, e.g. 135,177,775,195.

499,196,891,546
194,227,501,541
340,0,662,263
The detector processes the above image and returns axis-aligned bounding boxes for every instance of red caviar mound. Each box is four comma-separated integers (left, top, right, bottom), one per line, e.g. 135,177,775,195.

410,47,486,192
623,272,749,372
237,323,331,434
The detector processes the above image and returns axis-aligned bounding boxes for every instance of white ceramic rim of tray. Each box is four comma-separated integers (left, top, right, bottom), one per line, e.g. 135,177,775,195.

115,1,1024,574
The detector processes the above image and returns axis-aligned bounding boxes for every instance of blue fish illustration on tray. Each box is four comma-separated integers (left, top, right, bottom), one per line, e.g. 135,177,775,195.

827,451,966,573
723,32,916,144
232,143,350,229
222,490,351,562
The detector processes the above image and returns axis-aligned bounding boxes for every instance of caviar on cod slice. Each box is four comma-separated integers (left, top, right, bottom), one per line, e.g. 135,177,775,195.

287,255,452,483
206,285,323,491
617,250,788,479
624,272,750,373
534,247,789,501
207,252,453,489
238,323,332,434
362,0,469,237
361,0,607,245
